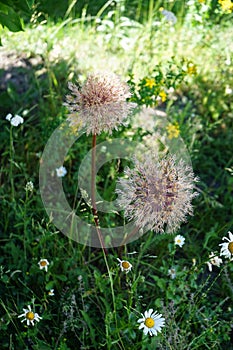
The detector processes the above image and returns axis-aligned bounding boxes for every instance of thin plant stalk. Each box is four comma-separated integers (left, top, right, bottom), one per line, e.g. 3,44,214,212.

9,126,15,201
118,225,140,259
23,190,29,260
102,249,125,350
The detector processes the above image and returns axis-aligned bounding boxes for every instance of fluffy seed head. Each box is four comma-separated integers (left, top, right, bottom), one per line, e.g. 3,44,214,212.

116,154,198,233
64,72,135,135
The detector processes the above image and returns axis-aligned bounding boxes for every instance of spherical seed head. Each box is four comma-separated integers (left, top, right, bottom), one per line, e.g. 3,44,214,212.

64,72,135,135
116,154,198,233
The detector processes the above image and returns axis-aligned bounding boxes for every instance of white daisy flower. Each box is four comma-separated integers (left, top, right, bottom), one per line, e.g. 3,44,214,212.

219,231,233,259
6,114,24,126
174,234,185,247
137,308,165,336
48,289,55,296
56,166,67,177
168,267,176,279
206,252,223,272
117,258,132,273
38,259,50,272
18,305,42,326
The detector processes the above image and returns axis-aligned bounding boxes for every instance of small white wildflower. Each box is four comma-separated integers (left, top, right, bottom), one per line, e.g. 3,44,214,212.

117,258,132,273
137,308,165,336
48,289,55,296
6,114,24,126
6,113,13,121
174,234,185,247
38,259,49,272
168,267,176,279
100,145,107,153
56,166,67,177
18,305,42,326
219,231,233,259
25,181,34,192
225,86,232,95
206,252,223,272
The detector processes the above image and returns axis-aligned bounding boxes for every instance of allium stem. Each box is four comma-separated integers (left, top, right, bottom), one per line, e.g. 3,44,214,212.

91,134,107,254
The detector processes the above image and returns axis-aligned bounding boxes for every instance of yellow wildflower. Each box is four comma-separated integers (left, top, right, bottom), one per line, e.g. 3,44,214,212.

166,122,180,139
145,78,156,89
218,0,233,12
186,64,197,75
159,90,167,102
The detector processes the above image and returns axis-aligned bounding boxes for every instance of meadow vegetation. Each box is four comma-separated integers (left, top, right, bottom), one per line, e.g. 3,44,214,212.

0,0,233,349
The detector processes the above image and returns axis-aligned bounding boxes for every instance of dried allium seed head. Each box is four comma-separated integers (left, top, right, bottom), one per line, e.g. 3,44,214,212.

64,72,135,135
116,154,198,233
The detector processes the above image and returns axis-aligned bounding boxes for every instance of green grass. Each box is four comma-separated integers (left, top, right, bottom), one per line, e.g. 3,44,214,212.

0,3,233,349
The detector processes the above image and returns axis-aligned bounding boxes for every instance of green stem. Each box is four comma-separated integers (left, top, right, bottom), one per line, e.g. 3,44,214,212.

9,126,15,201
118,225,140,258
102,250,125,350
23,191,28,260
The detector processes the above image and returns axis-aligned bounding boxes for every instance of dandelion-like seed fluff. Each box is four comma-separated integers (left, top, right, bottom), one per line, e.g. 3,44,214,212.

116,154,198,233
64,72,135,135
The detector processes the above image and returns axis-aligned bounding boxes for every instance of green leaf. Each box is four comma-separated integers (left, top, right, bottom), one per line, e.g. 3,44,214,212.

14,0,31,13
0,7,23,32
45,281,54,290
0,0,31,13
56,274,67,281
80,310,96,341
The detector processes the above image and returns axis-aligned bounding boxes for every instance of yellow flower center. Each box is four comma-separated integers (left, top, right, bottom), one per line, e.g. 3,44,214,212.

122,261,130,269
228,242,233,254
145,317,155,328
177,239,181,243
40,260,47,266
26,312,35,320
